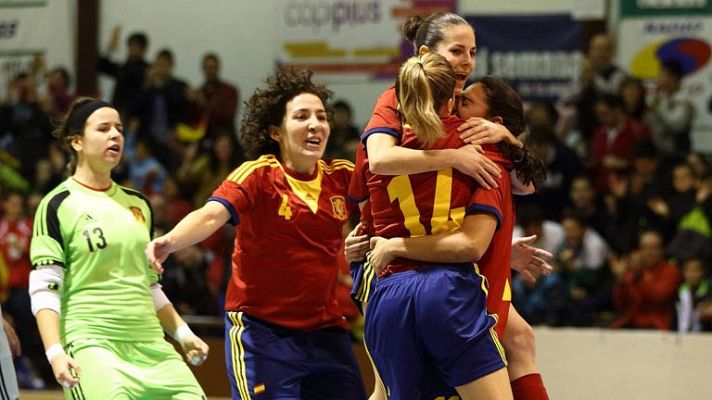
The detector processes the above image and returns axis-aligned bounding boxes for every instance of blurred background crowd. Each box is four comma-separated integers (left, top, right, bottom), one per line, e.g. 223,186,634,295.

2,6,712,391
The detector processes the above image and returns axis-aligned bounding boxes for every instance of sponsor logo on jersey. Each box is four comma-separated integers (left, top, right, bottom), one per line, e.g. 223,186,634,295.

329,195,348,221
129,207,146,224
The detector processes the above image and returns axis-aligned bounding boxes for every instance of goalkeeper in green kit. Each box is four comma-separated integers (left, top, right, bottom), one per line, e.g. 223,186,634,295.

28,98,208,399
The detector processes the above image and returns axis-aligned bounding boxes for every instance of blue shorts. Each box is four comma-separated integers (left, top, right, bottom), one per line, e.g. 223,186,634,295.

349,260,377,312
364,264,506,399
224,311,366,400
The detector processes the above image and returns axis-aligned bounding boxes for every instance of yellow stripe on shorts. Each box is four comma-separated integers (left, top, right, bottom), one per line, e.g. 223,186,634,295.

228,311,251,399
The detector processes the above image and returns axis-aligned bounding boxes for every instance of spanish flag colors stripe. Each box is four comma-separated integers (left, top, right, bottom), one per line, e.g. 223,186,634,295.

228,311,251,399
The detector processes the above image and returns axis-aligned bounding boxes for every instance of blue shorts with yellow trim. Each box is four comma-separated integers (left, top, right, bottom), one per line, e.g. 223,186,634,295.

364,264,506,399
349,260,377,312
224,311,366,400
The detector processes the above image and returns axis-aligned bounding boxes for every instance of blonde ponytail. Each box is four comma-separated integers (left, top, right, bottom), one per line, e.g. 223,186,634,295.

396,53,456,147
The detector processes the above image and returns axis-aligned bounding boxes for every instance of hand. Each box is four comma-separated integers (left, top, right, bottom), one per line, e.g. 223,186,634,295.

452,145,501,190
510,235,553,283
179,333,209,366
368,236,395,275
50,353,81,389
344,223,370,263
145,236,173,273
2,319,20,357
457,117,519,146
647,198,670,217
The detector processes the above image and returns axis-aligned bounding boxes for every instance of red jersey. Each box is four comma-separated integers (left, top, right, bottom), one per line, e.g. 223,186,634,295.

471,158,514,338
0,217,33,290
211,155,354,331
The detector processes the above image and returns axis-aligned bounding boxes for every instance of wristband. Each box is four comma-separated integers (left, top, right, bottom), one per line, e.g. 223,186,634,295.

173,324,194,342
45,343,65,363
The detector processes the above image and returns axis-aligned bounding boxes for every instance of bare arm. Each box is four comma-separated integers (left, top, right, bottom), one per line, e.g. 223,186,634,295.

36,310,81,388
366,133,501,189
156,304,209,366
368,213,498,273
146,201,230,272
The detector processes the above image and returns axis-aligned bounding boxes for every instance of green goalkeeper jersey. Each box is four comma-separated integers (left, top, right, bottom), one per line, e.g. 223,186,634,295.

30,178,163,343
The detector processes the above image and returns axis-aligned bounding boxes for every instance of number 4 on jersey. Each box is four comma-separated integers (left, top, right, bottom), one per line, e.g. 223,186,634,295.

278,194,293,220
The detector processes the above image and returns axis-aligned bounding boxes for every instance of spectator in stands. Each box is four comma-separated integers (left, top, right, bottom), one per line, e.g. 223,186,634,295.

0,190,47,388
326,99,360,160
133,48,189,172
511,260,567,327
555,210,610,326
97,27,150,119
521,125,583,221
590,94,650,192
648,60,694,161
161,244,218,316
647,163,697,240
513,204,564,257
568,175,610,238
677,257,712,332
687,152,712,179
194,53,239,141
125,136,168,195
177,131,243,207
618,76,648,124
574,33,627,142
610,230,681,330
1,72,53,180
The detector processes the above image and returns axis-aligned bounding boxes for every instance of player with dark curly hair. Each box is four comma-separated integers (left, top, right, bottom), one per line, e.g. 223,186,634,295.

146,67,366,400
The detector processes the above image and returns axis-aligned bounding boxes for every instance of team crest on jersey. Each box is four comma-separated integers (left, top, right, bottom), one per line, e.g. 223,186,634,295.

329,196,348,221
129,207,146,224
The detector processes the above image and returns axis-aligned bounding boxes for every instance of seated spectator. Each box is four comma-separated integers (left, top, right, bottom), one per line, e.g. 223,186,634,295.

677,257,712,332
512,262,568,327
555,210,610,326
610,230,681,330
0,190,47,388
619,76,649,124
176,131,243,206
520,125,583,221
124,135,167,195
647,163,697,241
666,173,712,262
161,244,219,316
513,204,564,256
568,175,610,238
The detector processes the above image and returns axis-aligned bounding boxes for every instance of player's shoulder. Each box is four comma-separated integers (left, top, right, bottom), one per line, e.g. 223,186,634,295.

225,155,281,184
117,184,151,205
36,181,73,214
319,158,354,175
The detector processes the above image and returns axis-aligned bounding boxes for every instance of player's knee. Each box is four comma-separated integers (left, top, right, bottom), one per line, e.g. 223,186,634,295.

503,321,536,361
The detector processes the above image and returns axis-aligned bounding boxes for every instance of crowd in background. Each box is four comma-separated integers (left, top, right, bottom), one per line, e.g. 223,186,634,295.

1,27,712,388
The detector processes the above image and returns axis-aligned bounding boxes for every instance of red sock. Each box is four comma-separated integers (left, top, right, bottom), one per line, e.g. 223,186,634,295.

511,373,549,400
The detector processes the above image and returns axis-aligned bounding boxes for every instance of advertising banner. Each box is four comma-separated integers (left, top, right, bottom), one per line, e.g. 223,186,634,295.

618,0,712,143
465,14,582,101
275,0,455,82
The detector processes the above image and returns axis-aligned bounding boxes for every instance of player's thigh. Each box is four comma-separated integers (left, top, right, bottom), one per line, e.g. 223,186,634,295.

225,311,307,399
301,329,366,400
141,340,206,400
